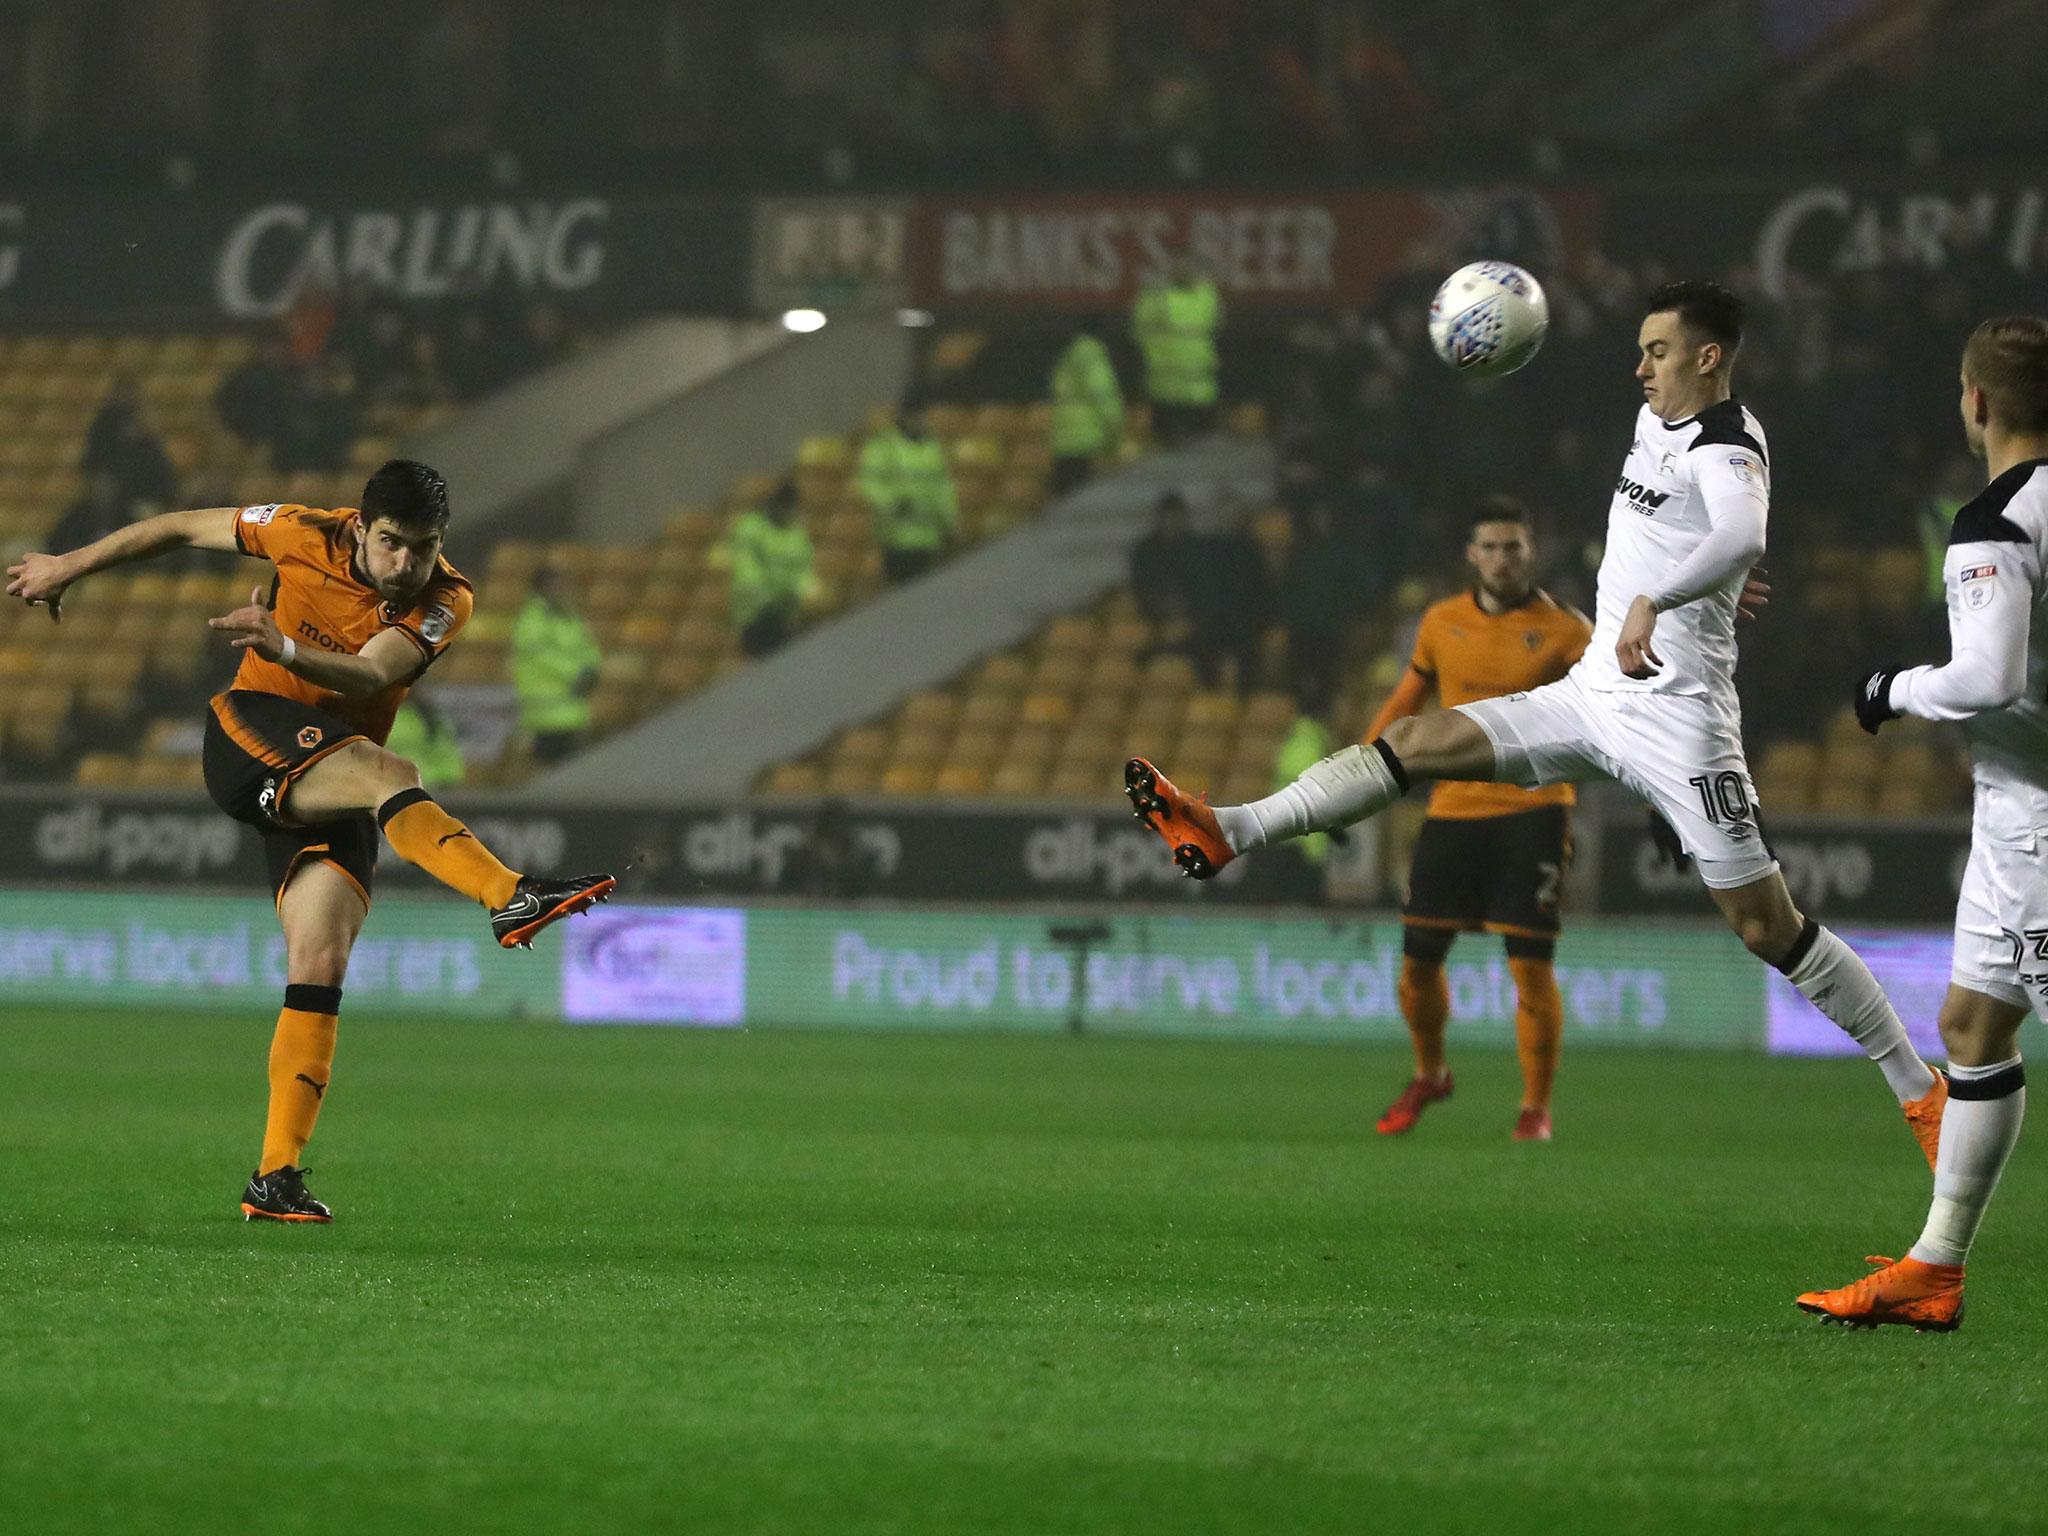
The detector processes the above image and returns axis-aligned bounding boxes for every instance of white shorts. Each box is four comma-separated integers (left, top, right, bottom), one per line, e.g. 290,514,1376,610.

1456,670,1778,890
1952,818,2048,1015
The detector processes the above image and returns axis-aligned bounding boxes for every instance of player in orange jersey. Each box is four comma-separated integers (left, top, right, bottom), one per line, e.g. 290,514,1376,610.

1366,498,1590,1142
7,461,615,1223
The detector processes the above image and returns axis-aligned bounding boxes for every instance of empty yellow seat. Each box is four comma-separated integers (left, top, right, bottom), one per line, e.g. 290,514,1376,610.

934,763,990,795
760,763,824,796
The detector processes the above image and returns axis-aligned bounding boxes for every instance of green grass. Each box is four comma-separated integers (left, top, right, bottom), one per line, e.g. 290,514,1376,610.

5,1010,2048,1534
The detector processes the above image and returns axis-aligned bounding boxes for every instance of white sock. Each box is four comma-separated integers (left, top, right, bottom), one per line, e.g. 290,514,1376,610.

1779,922,1936,1103
1910,1056,2025,1267
1214,743,1406,853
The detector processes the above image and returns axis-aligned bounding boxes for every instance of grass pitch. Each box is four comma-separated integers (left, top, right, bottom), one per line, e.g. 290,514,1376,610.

5,1009,2048,1535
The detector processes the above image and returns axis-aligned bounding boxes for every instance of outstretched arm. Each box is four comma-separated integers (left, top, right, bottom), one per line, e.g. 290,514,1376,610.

5,506,245,621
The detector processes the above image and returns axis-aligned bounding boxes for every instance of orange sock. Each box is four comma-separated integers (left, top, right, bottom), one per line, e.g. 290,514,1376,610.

1399,953,1450,1080
376,788,520,908
1509,953,1563,1111
259,984,340,1174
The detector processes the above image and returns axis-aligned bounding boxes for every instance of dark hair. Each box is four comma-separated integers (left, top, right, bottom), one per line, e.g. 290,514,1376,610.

1644,281,1745,356
1470,494,1532,536
360,458,450,534
1963,316,2048,434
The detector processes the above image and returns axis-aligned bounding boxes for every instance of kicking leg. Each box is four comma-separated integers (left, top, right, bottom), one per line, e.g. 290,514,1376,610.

1126,708,1501,878
285,741,520,907
1219,710,1497,853
243,860,363,1223
283,739,613,948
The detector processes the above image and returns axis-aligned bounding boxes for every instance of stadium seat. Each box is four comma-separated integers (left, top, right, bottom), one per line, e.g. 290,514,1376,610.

934,763,990,795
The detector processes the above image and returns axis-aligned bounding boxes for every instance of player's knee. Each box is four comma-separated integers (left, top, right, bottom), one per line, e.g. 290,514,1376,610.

1720,894,1802,962
1729,910,1794,961
362,743,421,798
286,938,351,988
1937,999,2021,1065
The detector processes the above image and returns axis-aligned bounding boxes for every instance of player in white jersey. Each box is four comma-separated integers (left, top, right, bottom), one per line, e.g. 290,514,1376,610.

1127,282,1946,1156
1799,316,2048,1332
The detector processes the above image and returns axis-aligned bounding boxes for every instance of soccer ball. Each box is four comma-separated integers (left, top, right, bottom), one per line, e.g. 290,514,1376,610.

1427,261,1549,378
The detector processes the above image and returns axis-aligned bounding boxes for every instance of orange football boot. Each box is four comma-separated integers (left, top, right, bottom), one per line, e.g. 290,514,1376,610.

1376,1072,1454,1135
1796,1254,1965,1332
1512,1106,1553,1142
1903,1072,1948,1172
1124,758,1235,879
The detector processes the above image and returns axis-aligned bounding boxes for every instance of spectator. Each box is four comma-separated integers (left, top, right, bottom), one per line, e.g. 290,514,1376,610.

82,374,144,476
857,397,959,584
1185,503,1270,689
215,334,300,454
1129,489,1203,634
331,284,415,402
82,381,177,512
48,471,133,555
1132,252,1221,446
1048,321,1124,495
510,564,603,765
273,359,361,473
384,694,466,789
726,479,817,658
1277,500,1361,707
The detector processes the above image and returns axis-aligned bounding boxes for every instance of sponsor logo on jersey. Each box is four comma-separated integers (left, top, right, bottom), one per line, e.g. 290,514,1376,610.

1614,473,1669,513
241,503,281,525
420,603,456,644
1961,564,1998,581
1728,453,1762,486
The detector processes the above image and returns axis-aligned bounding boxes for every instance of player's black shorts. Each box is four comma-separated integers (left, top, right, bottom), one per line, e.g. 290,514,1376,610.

1403,805,1571,942
202,689,378,907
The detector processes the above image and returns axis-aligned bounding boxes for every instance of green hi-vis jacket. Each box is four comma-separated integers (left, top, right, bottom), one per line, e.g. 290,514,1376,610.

1131,279,1221,406
1273,715,1334,865
510,596,602,735
385,703,466,789
727,509,817,629
1049,334,1124,458
856,427,959,551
